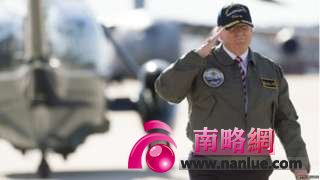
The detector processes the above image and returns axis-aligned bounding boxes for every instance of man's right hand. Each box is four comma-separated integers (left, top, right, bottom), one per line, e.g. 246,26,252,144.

195,26,224,58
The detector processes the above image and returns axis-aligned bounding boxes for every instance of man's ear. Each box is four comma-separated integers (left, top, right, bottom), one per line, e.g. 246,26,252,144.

218,31,224,43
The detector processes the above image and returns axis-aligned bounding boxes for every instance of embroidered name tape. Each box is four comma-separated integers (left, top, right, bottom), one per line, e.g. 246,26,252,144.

261,78,278,89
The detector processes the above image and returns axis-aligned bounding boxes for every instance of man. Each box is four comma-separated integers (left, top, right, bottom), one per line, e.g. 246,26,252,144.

155,3,310,180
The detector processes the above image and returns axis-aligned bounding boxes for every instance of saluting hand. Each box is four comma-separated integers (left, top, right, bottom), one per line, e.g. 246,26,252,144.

195,26,224,58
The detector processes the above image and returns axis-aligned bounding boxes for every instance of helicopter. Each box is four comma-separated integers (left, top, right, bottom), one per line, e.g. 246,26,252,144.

0,0,176,177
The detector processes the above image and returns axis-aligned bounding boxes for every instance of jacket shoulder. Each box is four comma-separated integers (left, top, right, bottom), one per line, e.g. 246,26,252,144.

253,51,283,78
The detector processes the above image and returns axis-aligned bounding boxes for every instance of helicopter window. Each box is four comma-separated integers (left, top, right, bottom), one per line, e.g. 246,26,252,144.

0,34,22,69
48,16,103,70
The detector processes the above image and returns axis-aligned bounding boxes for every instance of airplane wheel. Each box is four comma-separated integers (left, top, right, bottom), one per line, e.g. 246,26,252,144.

37,155,51,178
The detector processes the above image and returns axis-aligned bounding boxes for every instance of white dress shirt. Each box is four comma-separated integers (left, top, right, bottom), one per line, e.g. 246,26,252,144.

223,45,249,76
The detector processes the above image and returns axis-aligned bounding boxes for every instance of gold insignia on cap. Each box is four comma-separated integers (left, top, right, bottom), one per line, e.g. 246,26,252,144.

224,20,241,29
225,6,247,17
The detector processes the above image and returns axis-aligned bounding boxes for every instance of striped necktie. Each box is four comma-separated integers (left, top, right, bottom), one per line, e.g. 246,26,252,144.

235,56,248,114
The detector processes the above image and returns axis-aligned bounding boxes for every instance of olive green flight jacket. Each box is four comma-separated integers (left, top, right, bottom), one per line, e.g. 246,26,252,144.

155,45,310,172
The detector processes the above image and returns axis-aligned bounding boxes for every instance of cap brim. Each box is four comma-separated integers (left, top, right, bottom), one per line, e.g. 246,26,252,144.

224,20,253,29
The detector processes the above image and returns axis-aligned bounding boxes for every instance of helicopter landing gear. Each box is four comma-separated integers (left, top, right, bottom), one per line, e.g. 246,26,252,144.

37,151,51,178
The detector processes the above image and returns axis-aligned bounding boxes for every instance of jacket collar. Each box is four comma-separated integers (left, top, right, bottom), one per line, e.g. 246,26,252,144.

212,44,256,66
223,45,249,63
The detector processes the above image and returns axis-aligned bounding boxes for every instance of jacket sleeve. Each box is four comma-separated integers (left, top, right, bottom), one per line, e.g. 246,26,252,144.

155,50,206,103
274,68,310,173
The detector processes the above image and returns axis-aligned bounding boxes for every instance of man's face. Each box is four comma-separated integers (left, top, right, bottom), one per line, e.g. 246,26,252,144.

220,23,253,52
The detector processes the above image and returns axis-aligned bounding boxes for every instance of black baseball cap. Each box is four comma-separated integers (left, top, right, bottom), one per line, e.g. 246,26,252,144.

217,3,253,29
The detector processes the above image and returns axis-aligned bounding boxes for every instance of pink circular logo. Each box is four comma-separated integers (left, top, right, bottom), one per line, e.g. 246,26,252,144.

146,144,175,173
128,120,177,173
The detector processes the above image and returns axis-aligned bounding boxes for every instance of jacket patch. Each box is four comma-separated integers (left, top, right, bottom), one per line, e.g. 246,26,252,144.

261,78,278,89
203,68,224,88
